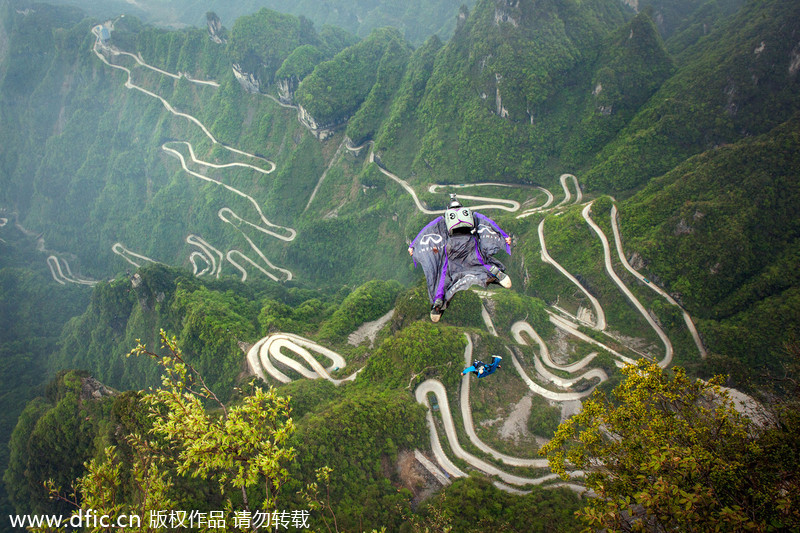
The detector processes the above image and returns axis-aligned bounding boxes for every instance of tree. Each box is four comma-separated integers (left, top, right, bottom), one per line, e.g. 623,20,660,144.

4,371,111,517
540,360,800,532
45,330,297,532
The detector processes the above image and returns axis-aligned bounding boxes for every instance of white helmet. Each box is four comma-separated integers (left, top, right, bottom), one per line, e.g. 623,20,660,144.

445,205,474,233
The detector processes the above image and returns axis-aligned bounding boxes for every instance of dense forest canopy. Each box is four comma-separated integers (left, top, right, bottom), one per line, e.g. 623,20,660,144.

1,0,799,529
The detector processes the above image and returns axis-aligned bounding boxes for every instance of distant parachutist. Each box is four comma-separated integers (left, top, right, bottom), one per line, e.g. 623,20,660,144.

462,355,503,378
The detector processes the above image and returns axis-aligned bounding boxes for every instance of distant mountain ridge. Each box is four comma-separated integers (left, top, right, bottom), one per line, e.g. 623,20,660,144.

24,0,474,45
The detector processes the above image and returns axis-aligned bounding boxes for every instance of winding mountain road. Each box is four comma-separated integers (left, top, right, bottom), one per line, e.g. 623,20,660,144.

538,218,606,330
47,255,98,286
510,321,607,389
459,335,549,467
556,174,582,207
187,234,223,278
415,379,569,487
246,332,358,385
244,325,585,490
548,312,636,365
107,45,220,87
428,184,520,212
345,141,536,215
112,242,158,268
609,205,707,358
93,26,292,282
582,202,673,367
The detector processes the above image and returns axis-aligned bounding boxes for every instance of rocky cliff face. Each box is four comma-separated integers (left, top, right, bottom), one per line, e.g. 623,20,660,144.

277,76,299,104
494,0,520,26
206,12,226,44
79,376,115,401
495,73,509,118
232,63,260,93
297,105,336,140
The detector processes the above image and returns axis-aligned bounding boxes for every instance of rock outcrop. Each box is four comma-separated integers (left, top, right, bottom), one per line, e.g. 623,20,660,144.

206,12,226,44
80,376,115,401
297,105,336,140
232,64,260,94
277,76,299,104
494,0,519,27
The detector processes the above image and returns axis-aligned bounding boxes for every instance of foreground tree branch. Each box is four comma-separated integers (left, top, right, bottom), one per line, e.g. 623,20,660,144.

540,360,800,532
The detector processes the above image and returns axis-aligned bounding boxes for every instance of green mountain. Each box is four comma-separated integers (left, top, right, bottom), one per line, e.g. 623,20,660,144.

585,0,800,190
2,0,800,529
374,0,632,184
296,26,412,128
622,117,800,377
29,0,473,45
639,0,745,41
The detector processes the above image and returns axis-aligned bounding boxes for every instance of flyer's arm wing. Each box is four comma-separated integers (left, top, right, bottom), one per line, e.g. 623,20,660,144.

409,217,449,304
410,217,446,265
475,213,511,256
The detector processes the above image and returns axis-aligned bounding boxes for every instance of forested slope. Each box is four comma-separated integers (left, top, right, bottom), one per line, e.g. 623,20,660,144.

584,0,800,190
621,116,800,377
